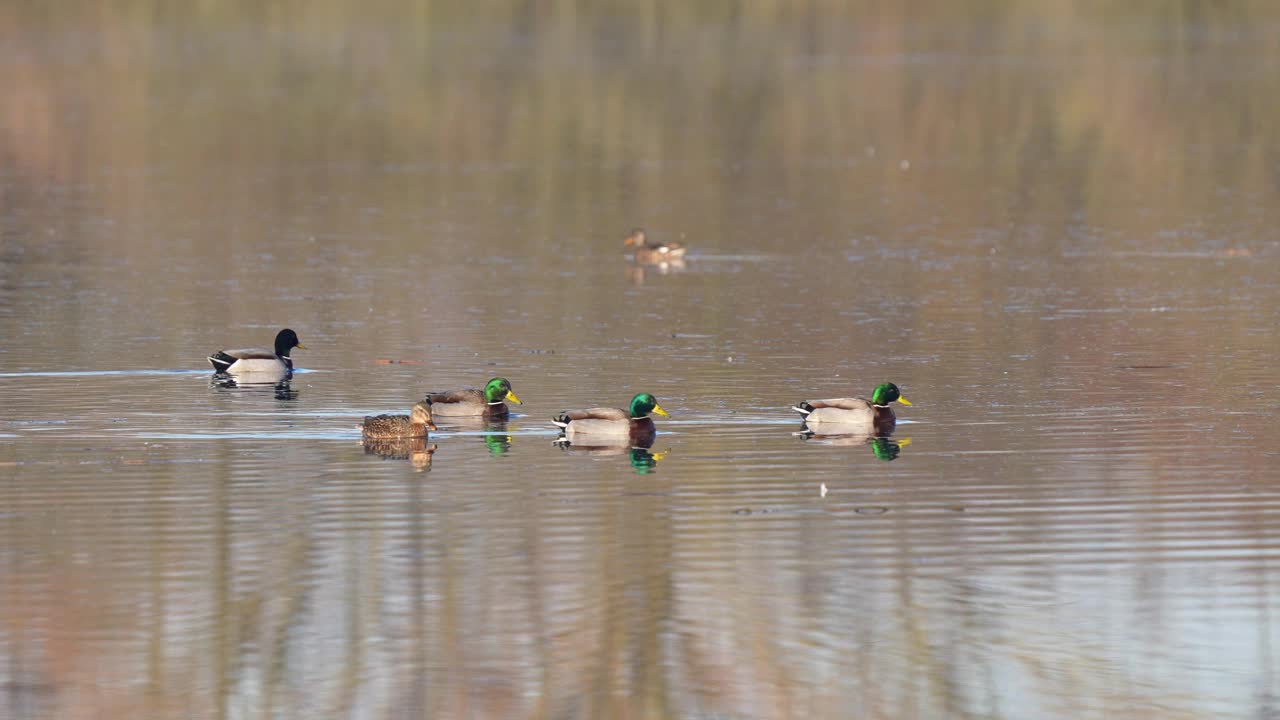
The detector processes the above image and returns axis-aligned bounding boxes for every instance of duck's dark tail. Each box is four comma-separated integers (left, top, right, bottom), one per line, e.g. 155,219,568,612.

552,412,570,428
208,352,236,372
791,401,814,416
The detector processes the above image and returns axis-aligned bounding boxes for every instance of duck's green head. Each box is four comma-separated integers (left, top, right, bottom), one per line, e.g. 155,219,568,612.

274,328,305,356
629,393,669,419
484,377,521,405
870,382,911,407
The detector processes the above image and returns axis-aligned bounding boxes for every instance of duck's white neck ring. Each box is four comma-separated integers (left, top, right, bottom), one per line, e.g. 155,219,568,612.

487,400,504,405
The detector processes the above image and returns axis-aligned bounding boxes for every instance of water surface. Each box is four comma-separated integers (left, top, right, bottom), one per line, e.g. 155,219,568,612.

3,3,1280,719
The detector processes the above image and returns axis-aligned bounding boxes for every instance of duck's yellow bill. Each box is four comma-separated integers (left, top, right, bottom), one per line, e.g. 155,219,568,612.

295,343,308,350
651,404,670,417
505,390,522,405
897,437,912,447
897,396,912,406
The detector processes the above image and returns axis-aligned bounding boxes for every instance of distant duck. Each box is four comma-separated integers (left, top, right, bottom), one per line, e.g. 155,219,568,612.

624,228,686,264
553,393,669,444
361,402,437,440
792,382,911,434
423,377,521,419
208,328,305,374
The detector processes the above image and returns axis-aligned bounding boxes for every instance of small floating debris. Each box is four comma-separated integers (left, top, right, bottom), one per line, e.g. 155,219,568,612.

374,359,422,365
820,483,828,498
732,507,779,516
854,506,889,515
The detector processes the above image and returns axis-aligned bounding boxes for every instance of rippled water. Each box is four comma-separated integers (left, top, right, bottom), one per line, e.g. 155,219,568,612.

4,4,1280,719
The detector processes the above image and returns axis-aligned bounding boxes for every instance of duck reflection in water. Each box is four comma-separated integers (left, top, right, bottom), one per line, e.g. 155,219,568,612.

797,431,911,461
553,438,667,474
482,431,512,456
362,437,438,471
625,258,686,286
210,375,298,401
429,414,513,456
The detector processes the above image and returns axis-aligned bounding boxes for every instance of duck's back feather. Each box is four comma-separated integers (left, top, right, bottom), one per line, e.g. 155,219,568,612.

633,243,686,264
555,407,656,443
794,396,894,431
795,397,874,413
208,347,290,373
361,413,428,439
425,388,484,404
556,407,632,424
425,388,507,417
217,347,278,361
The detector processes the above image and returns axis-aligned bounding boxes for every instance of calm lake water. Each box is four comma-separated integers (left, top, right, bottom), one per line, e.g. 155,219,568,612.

3,3,1280,719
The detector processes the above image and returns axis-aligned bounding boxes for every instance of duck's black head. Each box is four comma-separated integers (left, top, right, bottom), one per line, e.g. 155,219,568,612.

274,328,305,357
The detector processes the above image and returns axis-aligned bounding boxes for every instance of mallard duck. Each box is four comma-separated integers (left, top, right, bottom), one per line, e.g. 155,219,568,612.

552,393,669,443
423,377,521,419
208,328,305,374
624,228,686,264
792,382,911,434
361,402,437,440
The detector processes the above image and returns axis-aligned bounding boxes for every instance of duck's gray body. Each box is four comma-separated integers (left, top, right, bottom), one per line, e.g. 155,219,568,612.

208,329,304,375
792,397,894,433
553,407,657,444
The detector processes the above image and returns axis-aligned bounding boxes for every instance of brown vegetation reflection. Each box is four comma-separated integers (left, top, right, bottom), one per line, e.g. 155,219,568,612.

3,2,1277,254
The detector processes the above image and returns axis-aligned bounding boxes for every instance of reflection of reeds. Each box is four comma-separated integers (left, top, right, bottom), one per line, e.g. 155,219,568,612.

3,2,1276,239
3,2,1274,370
1,1,1273,377
3,442,1274,718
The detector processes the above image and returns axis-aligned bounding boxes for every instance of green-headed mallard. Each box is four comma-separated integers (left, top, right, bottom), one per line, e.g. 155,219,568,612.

208,328,305,374
552,393,669,443
624,228,686,265
792,382,911,434
361,402,437,440
423,377,521,419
